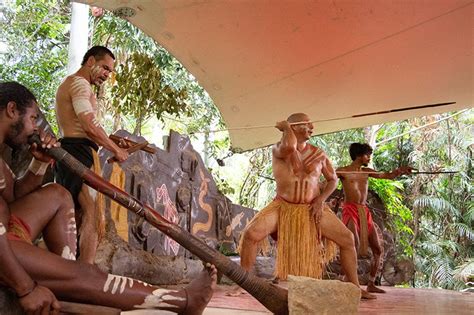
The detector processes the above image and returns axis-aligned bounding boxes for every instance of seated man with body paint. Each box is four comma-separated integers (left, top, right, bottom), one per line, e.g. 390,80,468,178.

0,81,217,314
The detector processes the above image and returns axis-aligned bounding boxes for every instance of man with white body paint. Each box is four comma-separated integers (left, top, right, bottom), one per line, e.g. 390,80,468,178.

1,82,217,314
54,46,129,263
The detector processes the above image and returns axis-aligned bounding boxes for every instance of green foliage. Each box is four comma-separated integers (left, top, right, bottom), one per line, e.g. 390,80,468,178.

111,52,189,134
373,121,414,170
0,0,70,133
238,148,274,209
407,111,473,290
92,10,224,143
369,178,414,257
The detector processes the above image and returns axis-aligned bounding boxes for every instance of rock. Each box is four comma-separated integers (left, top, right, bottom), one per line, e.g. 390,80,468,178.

96,231,204,285
288,276,360,315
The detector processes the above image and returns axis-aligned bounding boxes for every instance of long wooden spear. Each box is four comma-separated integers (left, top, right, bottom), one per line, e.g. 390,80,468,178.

29,134,288,315
192,101,457,134
335,170,458,175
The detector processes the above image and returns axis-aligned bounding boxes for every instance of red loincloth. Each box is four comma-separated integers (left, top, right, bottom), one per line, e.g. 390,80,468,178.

342,202,374,235
7,215,33,244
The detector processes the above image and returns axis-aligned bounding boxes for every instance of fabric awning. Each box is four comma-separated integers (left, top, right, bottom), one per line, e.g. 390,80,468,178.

79,0,473,151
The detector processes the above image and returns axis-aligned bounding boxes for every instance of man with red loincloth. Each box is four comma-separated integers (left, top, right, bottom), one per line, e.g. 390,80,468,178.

337,143,412,293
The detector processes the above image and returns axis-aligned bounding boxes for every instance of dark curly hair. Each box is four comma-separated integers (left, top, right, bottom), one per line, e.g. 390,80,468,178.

81,46,115,65
0,81,37,115
349,143,373,161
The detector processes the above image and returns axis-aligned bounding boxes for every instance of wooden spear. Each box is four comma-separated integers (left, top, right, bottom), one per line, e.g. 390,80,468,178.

29,134,288,315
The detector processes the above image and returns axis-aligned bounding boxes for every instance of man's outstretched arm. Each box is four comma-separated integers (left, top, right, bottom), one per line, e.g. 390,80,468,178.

368,166,413,179
77,111,129,162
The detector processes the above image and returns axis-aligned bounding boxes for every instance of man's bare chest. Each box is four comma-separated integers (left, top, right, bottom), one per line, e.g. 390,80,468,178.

290,147,324,175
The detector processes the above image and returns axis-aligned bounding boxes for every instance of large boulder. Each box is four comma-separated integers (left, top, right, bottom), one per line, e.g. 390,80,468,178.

288,276,360,315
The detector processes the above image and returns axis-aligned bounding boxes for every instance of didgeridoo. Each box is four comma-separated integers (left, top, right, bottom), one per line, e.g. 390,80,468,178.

29,134,288,315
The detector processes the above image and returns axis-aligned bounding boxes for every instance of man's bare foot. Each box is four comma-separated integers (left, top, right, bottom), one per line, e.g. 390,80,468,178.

367,283,386,293
183,264,217,314
360,289,377,300
226,285,246,297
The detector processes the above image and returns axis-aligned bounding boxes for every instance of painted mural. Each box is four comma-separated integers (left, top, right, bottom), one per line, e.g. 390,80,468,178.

100,130,255,258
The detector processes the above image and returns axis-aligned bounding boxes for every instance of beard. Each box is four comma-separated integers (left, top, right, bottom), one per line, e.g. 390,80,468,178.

5,118,28,150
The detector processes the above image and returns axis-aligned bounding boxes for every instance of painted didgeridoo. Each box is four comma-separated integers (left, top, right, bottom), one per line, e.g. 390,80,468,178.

29,134,288,315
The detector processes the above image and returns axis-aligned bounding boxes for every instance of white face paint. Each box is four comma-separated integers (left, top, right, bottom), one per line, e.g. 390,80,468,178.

0,223,6,235
134,288,183,309
90,65,106,86
61,246,76,260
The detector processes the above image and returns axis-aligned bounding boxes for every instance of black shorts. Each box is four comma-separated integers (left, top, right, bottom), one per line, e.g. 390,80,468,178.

54,137,98,209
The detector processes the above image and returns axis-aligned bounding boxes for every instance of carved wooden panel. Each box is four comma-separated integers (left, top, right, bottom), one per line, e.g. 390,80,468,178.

100,130,255,258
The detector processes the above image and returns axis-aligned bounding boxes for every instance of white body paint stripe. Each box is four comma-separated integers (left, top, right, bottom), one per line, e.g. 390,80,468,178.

61,246,76,260
0,223,6,235
103,274,141,295
134,288,182,309
73,99,94,115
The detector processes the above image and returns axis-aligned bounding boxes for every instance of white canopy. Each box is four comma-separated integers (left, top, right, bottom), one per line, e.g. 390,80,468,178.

79,0,473,151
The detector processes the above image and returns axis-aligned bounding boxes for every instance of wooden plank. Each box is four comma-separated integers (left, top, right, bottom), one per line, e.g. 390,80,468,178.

59,301,121,314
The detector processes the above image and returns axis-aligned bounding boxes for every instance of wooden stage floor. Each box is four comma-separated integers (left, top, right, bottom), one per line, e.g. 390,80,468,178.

207,285,474,314
121,284,473,314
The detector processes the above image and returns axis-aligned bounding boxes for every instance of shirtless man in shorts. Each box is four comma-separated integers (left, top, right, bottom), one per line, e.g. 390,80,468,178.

55,46,129,263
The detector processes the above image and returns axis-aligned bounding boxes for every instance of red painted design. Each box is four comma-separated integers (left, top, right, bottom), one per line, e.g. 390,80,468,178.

156,184,180,255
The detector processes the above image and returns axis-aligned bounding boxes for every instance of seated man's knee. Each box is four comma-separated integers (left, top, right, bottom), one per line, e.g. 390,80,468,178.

43,183,74,204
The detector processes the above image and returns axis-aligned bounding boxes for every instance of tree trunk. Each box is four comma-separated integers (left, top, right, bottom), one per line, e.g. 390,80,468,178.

364,125,380,149
67,2,89,75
